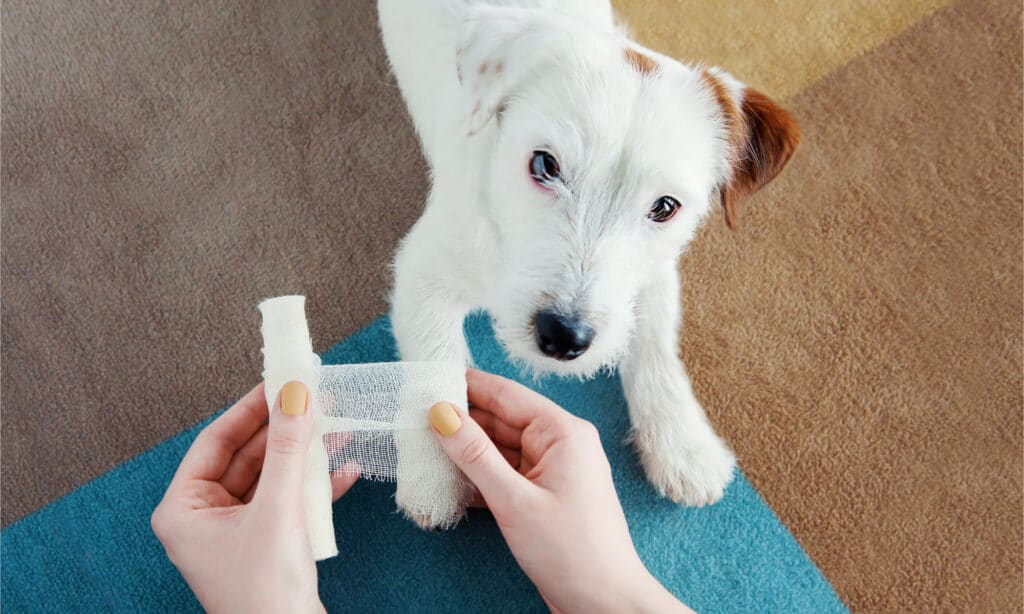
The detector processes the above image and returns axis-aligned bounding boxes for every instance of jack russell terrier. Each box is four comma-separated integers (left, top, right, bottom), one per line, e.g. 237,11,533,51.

378,0,800,528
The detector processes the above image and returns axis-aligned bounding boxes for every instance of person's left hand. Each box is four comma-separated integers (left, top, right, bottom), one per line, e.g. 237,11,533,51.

151,382,358,614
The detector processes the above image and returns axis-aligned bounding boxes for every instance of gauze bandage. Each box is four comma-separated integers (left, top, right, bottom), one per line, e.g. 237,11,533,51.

259,296,467,560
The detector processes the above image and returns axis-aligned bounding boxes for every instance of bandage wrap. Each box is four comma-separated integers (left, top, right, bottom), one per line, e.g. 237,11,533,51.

259,296,467,560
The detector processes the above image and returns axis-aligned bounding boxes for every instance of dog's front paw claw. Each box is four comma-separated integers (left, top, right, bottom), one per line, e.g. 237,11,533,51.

395,477,472,530
397,499,465,531
633,429,737,507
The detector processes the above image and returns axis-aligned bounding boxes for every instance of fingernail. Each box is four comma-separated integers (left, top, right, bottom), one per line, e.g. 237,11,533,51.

280,381,307,416
429,402,461,436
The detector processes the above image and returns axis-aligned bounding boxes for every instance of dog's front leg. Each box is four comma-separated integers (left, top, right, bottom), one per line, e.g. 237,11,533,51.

390,222,475,529
620,266,736,506
390,246,473,366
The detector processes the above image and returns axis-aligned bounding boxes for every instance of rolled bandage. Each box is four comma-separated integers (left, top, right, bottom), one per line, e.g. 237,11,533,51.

259,296,335,560
258,296,467,560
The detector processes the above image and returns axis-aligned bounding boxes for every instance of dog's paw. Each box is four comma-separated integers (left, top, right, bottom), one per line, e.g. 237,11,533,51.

395,470,473,530
398,499,466,531
632,426,737,507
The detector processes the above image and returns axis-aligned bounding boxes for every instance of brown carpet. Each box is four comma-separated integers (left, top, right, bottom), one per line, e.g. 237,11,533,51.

2,0,1021,611
675,0,1022,610
2,0,426,524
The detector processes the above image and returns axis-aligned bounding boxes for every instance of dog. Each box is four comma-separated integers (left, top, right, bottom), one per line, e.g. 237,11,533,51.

378,0,800,528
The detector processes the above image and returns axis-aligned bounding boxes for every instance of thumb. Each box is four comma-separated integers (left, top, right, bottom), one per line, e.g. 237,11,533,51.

429,402,531,511
256,380,314,508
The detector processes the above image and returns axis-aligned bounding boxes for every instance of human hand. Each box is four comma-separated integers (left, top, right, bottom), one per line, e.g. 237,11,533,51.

429,370,692,613
151,382,358,614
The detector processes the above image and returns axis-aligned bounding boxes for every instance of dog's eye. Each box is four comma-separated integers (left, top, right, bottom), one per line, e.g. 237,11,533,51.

648,196,681,223
529,151,561,186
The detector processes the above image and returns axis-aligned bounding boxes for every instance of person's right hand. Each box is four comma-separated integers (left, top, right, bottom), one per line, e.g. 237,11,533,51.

428,369,692,613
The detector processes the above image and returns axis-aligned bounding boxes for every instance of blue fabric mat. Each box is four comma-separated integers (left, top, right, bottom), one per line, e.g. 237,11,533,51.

1,314,846,613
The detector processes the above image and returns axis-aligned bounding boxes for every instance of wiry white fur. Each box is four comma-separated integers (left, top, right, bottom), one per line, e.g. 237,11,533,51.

379,0,740,528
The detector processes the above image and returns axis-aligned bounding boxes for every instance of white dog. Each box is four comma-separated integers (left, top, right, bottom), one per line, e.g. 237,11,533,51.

378,0,800,528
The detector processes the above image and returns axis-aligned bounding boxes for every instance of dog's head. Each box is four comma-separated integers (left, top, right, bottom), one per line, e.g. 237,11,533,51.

458,8,800,377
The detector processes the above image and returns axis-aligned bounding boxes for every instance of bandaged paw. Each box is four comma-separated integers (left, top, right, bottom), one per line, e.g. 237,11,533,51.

258,296,468,560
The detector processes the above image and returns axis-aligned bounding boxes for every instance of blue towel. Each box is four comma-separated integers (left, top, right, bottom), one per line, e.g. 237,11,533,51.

1,313,846,613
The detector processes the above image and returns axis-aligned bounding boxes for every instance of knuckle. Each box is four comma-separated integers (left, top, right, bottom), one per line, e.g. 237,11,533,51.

191,429,216,452
150,506,171,542
150,509,181,563
492,488,533,524
535,413,562,435
493,377,514,400
267,430,306,456
578,420,600,440
525,413,571,445
521,416,548,442
240,449,264,476
570,418,601,444
459,436,490,466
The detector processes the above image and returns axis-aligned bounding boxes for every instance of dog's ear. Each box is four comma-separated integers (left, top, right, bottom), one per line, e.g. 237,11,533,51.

702,69,801,229
456,8,561,135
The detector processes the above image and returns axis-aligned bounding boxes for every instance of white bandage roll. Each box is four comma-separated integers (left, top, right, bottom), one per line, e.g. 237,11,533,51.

258,296,468,560
259,296,336,560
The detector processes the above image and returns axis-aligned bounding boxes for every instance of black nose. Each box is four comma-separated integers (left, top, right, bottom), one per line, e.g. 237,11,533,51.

534,310,595,361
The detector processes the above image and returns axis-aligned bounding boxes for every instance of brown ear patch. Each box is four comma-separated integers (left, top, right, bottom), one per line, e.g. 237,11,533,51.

700,69,744,148
624,48,658,75
702,70,801,229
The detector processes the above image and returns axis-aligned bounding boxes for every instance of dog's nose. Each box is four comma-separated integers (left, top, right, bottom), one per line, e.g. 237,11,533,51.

534,310,594,361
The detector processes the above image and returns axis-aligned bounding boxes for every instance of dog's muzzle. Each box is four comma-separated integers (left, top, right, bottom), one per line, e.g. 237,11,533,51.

533,310,595,361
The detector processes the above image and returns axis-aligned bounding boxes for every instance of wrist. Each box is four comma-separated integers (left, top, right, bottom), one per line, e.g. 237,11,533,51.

614,565,690,614
546,557,689,614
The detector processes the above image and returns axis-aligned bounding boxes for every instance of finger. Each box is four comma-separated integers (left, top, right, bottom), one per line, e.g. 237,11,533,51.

323,431,357,492
470,407,524,450
519,456,535,478
241,476,259,504
181,479,243,510
468,410,523,467
330,462,360,501
429,401,533,511
495,442,521,469
518,412,585,471
252,381,314,510
466,369,572,430
171,384,269,484
323,431,352,455
468,491,488,509
217,424,269,499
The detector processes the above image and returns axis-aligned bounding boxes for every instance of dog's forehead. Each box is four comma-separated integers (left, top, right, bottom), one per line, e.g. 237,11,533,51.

622,67,722,178
522,46,724,195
